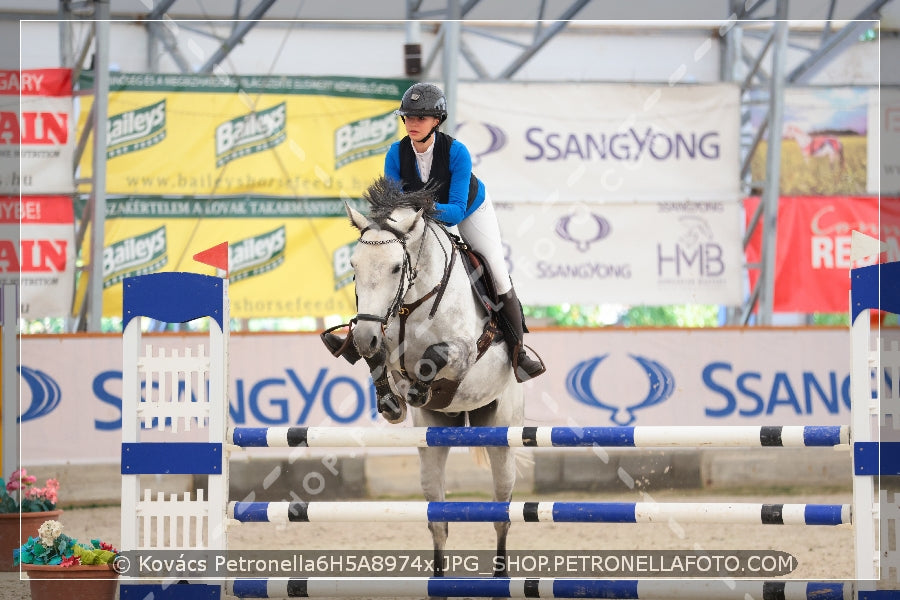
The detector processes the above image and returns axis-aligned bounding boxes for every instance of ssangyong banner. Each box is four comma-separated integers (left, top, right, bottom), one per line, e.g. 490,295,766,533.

744,196,900,313
497,200,743,305
77,196,362,319
19,328,853,465
0,196,75,318
75,73,412,197
455,82,741,202
0,68,74,194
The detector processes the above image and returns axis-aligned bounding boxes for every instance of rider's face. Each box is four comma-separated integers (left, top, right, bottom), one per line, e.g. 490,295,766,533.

404,115,440,139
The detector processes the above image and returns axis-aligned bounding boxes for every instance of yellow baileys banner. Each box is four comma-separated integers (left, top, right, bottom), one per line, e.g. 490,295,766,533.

78,196,363,319
77,73,412,197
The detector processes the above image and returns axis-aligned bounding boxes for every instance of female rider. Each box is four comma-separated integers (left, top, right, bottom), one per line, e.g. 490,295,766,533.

323,82,544,383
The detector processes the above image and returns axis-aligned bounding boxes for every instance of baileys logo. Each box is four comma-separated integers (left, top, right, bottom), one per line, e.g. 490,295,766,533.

230,226,286,283
332,240,356,290
215,102,286,167
334,110,397,169
107,99,166,159
103,226,167,288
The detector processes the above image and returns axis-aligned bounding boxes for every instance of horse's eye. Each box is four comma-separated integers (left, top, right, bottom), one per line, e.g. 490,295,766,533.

392,265,401,274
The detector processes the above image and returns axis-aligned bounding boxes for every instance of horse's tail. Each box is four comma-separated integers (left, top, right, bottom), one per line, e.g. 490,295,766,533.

470,447,490,469
469,447,534,478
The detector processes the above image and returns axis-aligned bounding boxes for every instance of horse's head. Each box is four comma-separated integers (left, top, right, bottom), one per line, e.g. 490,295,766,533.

346,177,437,358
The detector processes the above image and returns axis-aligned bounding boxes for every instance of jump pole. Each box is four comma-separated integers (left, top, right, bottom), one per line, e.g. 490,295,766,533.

227,579,849,600
229,425,849,448
228,500,850,526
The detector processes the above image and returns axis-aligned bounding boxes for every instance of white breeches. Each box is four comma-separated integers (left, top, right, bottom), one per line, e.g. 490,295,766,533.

455,193,512,295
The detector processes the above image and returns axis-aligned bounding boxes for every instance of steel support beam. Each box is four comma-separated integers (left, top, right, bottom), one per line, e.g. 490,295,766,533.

498,0,591,79
148,19,193,73
442,1,461,134
1,283,18,478
756,5,788,326
196,0,278,74
146,0,178,20
87,2,110,331
787,0,888,83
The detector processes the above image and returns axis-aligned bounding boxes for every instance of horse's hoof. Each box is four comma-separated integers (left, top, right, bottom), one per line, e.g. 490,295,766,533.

377,393,407,424
406,383,431,408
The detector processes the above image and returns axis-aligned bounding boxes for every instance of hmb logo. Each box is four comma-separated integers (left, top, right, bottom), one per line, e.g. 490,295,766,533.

657,216,724,277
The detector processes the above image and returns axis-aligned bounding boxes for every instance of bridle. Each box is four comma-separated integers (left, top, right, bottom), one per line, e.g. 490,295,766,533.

351,220,498,385
354,220,454,325
354,219,459,376
354,224,423,328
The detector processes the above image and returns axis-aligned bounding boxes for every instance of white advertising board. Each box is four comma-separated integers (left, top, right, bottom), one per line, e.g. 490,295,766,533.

17,328,852,466
496,200,743,305
455,82,741,202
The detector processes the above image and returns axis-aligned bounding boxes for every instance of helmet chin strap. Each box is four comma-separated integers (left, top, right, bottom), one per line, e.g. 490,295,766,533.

415,126,438,144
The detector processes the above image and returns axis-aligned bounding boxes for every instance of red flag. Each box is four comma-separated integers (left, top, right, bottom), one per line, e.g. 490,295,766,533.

193,242,229,274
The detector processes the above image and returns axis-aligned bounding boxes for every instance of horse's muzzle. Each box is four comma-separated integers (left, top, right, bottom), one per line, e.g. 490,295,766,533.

352,323,383,358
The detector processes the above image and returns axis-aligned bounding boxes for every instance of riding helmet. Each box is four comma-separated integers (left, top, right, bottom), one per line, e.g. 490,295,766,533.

395,83,447,123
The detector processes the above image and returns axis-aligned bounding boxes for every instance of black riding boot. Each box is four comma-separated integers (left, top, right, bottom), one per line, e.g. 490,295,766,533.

497,287,546,382
320,323,362,364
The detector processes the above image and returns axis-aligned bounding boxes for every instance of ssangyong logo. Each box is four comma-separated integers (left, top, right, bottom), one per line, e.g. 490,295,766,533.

18,366,61,422
456,121,507,166
215,102,286,167
334,110,397,169
230,226,286,283
103,226,168,288
567,354,675,425
555,212,612,252
107,99,166,159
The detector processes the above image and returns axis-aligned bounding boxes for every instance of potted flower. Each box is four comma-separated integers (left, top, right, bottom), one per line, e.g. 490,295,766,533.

15,519,119,600
0,469,61,571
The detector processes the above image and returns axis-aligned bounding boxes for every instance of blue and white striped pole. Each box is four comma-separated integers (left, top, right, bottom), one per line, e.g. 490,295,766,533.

228,501,850,526
229,425,848,448
228,578,848,599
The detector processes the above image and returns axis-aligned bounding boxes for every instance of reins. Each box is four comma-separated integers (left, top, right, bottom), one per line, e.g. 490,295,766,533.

356,220,456,323
356,219,459,378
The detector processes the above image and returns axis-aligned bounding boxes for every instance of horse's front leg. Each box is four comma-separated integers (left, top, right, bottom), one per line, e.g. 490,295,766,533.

419,444,451,600
407,342,451,407
366,348,407,424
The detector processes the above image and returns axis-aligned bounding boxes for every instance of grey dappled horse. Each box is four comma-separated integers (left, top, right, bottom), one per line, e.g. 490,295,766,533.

346,177,523,595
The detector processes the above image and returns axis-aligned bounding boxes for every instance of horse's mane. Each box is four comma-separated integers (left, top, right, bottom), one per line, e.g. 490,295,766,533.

362,176,439,226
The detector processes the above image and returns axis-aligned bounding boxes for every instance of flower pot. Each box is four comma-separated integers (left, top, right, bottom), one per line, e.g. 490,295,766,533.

0,509,62,572
23,563,119,600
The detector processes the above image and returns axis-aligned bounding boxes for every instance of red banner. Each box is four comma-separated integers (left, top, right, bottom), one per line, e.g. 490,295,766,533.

744,196,900,313
0,68,74,194
0,195,75,318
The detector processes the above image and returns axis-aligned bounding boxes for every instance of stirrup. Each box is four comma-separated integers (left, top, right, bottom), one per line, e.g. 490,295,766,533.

513,343,546,383
319,322,361,364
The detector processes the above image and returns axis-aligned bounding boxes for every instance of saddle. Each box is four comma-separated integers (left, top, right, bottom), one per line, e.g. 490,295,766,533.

454,238,505,355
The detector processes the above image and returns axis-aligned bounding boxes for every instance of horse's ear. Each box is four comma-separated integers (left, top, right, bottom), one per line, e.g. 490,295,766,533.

394,208,424,234
346,203,370,231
